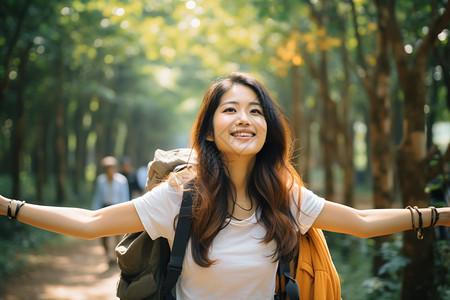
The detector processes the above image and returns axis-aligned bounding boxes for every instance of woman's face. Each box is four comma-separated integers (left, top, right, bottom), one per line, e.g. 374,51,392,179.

210,84,267,160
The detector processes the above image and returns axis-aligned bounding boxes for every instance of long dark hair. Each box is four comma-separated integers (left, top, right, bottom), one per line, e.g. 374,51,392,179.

189,72,302,267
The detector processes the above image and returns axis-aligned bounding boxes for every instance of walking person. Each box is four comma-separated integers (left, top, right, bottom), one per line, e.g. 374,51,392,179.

92,156,129,264
1,72,449,299
119,156,143,199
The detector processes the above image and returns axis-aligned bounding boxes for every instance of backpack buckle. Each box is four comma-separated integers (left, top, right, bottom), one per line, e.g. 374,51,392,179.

167,261,183,273
164,260,183,295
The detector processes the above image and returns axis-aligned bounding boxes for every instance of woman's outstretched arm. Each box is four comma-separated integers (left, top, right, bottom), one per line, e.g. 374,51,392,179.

314,201,450,238
0,195,145,239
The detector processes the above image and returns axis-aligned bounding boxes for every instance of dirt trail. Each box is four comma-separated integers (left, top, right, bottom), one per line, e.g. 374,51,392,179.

0,238,121,300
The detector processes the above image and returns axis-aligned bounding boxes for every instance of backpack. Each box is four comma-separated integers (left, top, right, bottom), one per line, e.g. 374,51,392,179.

276,228,341,300
115,190,192,300
115,148,195,300
295,227,341,299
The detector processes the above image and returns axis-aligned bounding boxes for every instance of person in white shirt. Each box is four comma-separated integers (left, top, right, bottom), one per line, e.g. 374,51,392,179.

1,72,449,299
91,156,129,263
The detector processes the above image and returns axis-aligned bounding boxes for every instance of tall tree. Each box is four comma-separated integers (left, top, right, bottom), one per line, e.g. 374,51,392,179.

336,11,354,207
11,44,32,199
0,0,32,114
350,0,395,278
300,0,340,201
54,39,68,204
290,64,307,178
384,0,450,298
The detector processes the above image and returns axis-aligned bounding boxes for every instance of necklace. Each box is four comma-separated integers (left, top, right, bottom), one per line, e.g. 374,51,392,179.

232,197,254,212
226,212,243,221
227,202,260,221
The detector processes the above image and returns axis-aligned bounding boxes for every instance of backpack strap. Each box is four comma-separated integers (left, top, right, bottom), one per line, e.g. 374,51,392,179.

162,187,194,299
277,262,300,300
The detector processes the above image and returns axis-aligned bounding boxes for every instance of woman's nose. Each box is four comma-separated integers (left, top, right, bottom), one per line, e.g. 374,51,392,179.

235,111,251,126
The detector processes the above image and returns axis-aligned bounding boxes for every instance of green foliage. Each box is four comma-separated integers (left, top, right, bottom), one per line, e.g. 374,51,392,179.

1,0,448,179
327,232,450,300
362,237,408,300
434,240,450,300
325,232,373,300
1,0,449,294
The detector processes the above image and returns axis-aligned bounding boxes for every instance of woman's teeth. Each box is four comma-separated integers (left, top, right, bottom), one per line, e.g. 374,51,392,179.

232,132,253,137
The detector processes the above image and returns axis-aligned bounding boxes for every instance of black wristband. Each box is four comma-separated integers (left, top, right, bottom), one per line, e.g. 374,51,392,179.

7,200,25,220
406,206,416,231
14,201,25,220
429,206,439,227
413,206,423,240
7,200,13,220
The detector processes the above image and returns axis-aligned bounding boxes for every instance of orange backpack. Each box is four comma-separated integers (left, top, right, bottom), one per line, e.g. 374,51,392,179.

283,227,341,299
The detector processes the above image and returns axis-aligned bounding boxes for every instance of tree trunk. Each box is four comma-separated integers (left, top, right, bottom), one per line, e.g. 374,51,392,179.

73,99,89,195
385,1,450,298
291,65,305,176
11,46,30,198
135,110,152,166
54,43,67,204
396,71,435,299
44,113,55,196
369,1,396,278
303,113,312,184
11,81,25,198
93,103,106,176
320,93,337,201
34,116,45,204
397,142,435,300
318,24,337,201
433,36,450,111
104,103,117,157
351,0,395,276
337,18,354,207
124,108,139,163
302,0,338,200
0,0,31,113
426,65,438,150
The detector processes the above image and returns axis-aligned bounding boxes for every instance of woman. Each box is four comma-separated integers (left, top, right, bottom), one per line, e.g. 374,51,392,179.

1,72,449,299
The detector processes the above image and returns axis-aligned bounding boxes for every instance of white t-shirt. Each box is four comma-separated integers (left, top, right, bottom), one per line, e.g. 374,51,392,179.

133,181,325,300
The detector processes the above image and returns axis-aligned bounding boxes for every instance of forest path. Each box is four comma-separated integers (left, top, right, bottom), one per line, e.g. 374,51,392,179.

0,238,120,300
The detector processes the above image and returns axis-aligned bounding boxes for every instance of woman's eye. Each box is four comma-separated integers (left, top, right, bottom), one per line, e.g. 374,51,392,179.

251,108,263,115
223,107,236,113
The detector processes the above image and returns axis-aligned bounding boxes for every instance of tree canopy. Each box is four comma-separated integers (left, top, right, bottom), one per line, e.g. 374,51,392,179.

1,0,449,298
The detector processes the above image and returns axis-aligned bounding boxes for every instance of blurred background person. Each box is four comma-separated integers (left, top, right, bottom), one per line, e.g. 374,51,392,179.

120,156,143,198
136,165,149,193
92,156,129,264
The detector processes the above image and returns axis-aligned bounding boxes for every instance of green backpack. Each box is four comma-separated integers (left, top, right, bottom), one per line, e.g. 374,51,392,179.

114,148,299,300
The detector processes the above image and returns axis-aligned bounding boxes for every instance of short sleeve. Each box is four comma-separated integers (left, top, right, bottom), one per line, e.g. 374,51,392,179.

132,182,182,242
290,185,325,235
